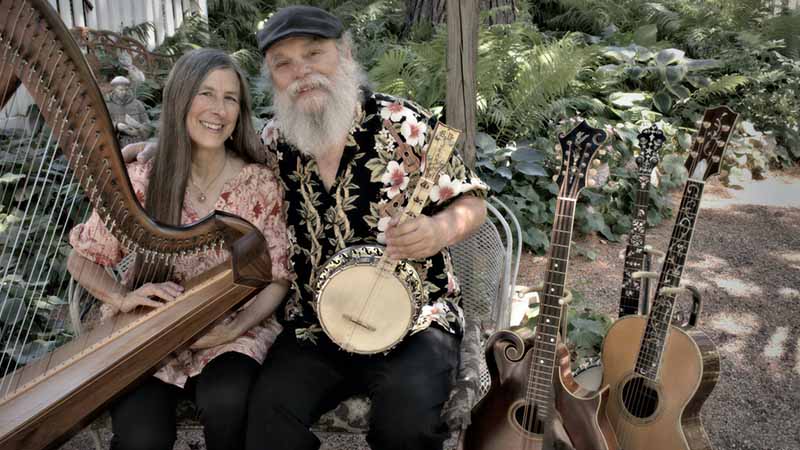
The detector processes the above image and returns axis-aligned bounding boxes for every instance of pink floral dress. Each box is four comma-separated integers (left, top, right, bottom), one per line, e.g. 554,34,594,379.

69,159,293,388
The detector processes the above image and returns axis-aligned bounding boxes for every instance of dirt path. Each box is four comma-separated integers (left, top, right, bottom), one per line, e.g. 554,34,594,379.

518,169,800,450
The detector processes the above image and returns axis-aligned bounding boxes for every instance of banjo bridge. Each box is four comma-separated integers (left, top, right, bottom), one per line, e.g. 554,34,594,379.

343,314,378,332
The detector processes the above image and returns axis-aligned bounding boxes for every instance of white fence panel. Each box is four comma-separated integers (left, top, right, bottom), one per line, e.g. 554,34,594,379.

2,0,207,129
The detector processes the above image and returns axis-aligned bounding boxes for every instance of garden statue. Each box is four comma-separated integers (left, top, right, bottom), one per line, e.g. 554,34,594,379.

105,75,150,147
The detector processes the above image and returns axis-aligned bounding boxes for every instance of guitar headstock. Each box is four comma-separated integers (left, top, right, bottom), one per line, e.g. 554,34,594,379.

554,121,608,198
685,106,739,181
636,124,665,177
422,123,461,176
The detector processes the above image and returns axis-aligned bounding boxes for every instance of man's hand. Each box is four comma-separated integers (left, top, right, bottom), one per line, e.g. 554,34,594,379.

121,141,157,163
114,281,183,313
384,214,447,260
190,319,244,350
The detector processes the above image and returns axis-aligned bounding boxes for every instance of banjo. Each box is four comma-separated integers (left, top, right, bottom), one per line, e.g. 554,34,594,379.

315,123,461,354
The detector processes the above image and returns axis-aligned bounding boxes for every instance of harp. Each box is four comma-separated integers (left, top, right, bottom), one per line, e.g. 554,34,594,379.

0,1,272,449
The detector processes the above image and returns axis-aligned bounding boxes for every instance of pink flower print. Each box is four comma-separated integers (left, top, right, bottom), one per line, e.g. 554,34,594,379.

460,177,489,194
430,175,462,203
381,160,409,198
380,101,410,122
421,302,447,321
376,215,392,244
252,201,263,219
400,116,427,147
446,271,459,294
261,121,279,146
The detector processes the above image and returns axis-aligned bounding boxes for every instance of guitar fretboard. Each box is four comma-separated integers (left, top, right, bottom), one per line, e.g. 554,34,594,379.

634,180,704,380
619,174,652,317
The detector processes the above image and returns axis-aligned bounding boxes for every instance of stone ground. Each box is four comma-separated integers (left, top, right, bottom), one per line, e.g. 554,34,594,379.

59,169,799,450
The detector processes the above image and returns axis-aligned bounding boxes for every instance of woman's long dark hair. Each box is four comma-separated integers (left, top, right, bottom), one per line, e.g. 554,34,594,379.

130,48,261,286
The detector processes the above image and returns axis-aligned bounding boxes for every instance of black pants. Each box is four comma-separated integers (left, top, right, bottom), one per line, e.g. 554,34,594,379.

245,327,460,450
110,351,259,450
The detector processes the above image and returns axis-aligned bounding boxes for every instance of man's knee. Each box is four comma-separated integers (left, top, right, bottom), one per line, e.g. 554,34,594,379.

368,408,449,450
111,430,175,450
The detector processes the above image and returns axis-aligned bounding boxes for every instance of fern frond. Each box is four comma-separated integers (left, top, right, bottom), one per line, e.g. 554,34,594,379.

692,75,750,102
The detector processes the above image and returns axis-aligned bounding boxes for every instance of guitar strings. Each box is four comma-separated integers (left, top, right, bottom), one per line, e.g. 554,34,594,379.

615,131,720,450
522,155,574,449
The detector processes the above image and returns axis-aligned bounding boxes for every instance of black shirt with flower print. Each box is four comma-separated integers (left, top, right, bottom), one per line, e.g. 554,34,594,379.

260,90,488,344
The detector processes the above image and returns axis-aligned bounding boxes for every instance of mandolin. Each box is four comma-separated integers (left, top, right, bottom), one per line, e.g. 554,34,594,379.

463,121,617,450
600,106,738,450
618,125,665,317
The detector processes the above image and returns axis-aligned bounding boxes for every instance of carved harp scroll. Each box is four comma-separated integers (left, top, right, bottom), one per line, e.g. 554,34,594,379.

0,1,272,449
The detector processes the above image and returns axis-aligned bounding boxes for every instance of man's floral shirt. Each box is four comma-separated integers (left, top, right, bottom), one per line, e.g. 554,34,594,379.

260,91,488,343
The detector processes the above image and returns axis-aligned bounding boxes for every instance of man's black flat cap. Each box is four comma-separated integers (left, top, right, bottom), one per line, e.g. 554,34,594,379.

257,6,343,54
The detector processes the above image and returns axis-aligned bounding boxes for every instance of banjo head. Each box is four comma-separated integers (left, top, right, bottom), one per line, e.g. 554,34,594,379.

316,245,423,354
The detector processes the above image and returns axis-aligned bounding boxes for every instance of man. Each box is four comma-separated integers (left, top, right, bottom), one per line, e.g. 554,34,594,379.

248,5,487,450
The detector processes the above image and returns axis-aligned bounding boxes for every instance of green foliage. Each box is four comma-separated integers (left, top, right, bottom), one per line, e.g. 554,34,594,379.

371,21,600,143
524,288,613,364
83,0,799,262
0,136,89,367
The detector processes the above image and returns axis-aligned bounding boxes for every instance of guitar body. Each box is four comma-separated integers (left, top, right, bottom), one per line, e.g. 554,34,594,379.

600,316,720,450
464,330,617,450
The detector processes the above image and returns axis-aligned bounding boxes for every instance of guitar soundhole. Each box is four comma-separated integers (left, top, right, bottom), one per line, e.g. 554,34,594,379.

621,376,659,419
512,402,545,434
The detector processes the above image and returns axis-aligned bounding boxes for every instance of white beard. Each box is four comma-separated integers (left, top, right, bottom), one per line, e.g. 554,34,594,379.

272,57,364,159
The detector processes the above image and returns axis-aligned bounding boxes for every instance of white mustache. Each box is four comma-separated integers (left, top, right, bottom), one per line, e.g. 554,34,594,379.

288,74,331,98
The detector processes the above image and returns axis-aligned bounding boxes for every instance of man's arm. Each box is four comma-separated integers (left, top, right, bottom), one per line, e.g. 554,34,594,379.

384,196,486,260
120,140,157,163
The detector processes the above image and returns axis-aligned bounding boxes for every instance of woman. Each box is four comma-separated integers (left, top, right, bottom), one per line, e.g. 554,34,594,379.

67,48,292,450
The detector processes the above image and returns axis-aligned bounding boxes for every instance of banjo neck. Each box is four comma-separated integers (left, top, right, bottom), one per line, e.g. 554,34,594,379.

377,123,461,272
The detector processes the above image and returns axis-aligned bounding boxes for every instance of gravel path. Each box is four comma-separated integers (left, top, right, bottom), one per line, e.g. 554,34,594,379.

518,169,800,450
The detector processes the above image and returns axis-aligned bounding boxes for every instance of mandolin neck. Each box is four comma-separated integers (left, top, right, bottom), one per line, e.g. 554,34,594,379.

527,196,577,421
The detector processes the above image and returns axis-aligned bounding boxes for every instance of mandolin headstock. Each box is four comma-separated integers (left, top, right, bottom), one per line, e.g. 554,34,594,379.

553,121,608,198
685,106,739,181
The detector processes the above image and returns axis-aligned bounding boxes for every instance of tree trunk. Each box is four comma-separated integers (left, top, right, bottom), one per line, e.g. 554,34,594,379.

446,0,478,169
480,0,517,25
405,0,517,28
404,0,447,30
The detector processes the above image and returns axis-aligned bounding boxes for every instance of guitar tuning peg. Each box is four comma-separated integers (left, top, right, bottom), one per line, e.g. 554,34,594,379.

587,179,596,187
589,168,598,176
552,174,558,181
598,149,607,156
592,159,601,167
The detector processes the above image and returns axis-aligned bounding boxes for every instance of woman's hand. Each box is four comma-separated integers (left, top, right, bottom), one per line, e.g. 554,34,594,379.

115,282,184,313
190,319,244,350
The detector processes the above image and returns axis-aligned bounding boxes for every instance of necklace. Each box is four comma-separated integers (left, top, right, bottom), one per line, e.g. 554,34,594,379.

190,153,227,203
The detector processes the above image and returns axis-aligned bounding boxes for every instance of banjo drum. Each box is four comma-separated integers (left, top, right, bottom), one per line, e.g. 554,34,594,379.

315,123,461,354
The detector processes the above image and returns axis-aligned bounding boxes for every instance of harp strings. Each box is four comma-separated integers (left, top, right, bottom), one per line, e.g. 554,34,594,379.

0,60,85,394
0,46,168,398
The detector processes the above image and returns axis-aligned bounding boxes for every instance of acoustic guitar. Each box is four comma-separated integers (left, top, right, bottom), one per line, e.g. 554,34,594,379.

463,121,617,450
600,106,738,450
